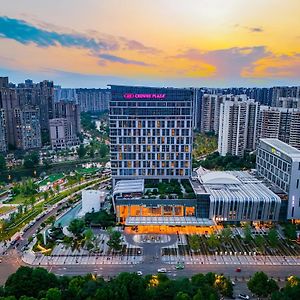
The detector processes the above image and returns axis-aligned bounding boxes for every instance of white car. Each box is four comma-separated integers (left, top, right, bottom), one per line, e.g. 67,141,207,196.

157,268,167,273
238,294,250,300
136,271,143,276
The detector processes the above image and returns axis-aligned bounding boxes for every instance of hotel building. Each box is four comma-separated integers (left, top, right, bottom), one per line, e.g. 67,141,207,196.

109,85,193,185
256,138,300,220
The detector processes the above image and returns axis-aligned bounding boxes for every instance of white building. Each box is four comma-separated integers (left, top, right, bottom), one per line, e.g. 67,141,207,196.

194,167,281,223
256,138,300,220
81,190,106,214
218,98,259,156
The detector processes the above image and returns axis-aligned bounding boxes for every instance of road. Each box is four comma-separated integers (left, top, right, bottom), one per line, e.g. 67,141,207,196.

47,262,300,280
0,178,110,285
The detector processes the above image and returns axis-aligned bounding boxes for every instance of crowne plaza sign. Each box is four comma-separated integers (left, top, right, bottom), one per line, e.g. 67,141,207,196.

123,93,166,99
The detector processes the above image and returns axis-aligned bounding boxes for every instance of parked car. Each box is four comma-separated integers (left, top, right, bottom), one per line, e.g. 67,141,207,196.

236,268,241,272
157,268,167,273
136,271,143,276
238,294,249,300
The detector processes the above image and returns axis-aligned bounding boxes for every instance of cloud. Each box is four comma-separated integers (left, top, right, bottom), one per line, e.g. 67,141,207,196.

234,24,264,33
121,38,160,54
176,46,269,78
0,16,158,67
249,27,263,32
0,16,117,51
98,53,152,66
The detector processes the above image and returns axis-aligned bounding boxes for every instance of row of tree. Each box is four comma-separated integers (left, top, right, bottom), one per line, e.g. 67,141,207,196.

1,267,299,300
1,267,233,300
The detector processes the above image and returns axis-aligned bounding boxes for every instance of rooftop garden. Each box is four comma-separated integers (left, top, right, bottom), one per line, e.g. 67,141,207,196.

144,179,196,199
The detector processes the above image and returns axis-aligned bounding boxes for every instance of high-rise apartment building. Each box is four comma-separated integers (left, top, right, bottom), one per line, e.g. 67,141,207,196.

218,99,259,156
49,118,79,150
0,109,7,152
13,107,41,150
256,138,300,220
109,85,193,185
76,88,110,112
257,106,300,150
54,100,81,134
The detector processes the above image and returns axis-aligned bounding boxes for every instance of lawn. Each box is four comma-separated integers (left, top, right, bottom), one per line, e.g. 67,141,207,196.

0,206,16,215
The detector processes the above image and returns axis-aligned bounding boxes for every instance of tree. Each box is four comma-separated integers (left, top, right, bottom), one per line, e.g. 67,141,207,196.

77,145,86,159
99,144,109,158
248,271,278,298
107,229,122,251
175,292,191,300
45,288,62,300
189,235,200,252
214,275,233,297
220,228,232,246
29,196,35,208
23,152,39,169
268,228,279,248
283,223,297,240
254,235,265,253
206,233,220,250
68,219,85,238
243,223,252,244
43,191,49,201
0,154,6,171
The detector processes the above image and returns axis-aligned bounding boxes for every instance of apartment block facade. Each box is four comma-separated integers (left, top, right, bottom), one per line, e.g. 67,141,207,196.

256,138,300,220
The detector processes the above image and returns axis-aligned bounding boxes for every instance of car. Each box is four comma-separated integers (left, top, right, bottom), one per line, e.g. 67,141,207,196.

175,263,185,270
238,294,249,300
231,281,235,286
136,271,143,276
235,268,241,272
157,268,167,273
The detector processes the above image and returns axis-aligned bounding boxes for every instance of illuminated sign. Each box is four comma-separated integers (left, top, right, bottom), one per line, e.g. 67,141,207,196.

123,93,166,99
271,148,281,157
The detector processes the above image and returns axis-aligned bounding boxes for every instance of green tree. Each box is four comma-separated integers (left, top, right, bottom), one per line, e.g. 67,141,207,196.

243,223,252,244
213,275,233,297
220,228,232,245
175,292,191,300
29,196,35,208
23,152,39,169
206,233,220,250
254,235,265,253
248,271,278,298
107,229,122,251
43,191,49,201
68,219,85,238
0,154,6,171
45,288,62,300
283,223,297,240
99,144,109,158
193,290,204,300
77,145,86,159
268,228,279,248
189,235,200,252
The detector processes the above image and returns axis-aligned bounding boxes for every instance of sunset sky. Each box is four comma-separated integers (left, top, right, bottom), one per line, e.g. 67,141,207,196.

1,0,300,87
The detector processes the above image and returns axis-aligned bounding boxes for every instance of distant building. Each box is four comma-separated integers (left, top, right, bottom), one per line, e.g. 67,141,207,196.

54,100,81,134
13,107,41,150
81,190,106,214
76,88,110,112
218,99,259,156
256,138,300,220
49,118,79,150
257,106,300,150
0,109,7,152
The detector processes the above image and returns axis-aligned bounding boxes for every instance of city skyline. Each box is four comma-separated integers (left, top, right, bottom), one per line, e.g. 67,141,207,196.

1,0,300,87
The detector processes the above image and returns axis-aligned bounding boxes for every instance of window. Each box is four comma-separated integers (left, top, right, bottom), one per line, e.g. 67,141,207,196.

297,179,299,189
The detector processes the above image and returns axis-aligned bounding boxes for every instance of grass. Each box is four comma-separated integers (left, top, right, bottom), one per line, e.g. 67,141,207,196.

8,194,31,205
0,206,16,215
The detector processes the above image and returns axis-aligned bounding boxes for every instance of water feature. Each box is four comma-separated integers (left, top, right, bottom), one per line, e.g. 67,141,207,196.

54,203,82,227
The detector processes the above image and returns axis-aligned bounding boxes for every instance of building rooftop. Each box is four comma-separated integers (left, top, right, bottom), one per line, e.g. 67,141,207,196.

260,138,300,158
194,168,281,203
113,179,144,196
